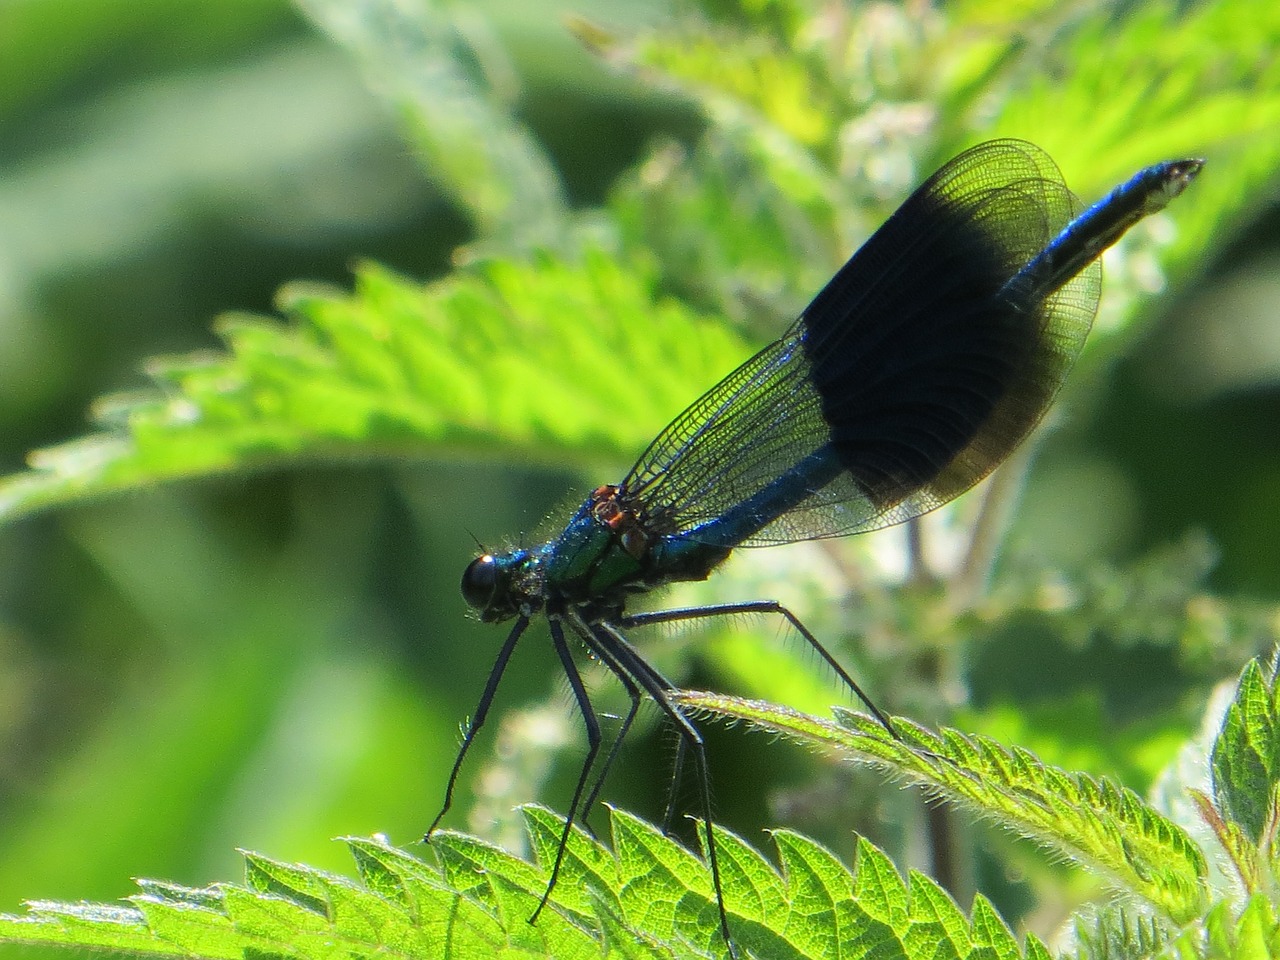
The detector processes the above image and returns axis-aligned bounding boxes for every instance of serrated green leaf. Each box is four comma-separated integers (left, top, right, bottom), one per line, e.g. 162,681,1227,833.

434,825,604,958
705,821,789,927
676,692,1209,924
1188,788,1261,898
221,885,329,946
641,35,842,151
430,827,604,957
134,879,226,911
345,838,426,912
610,809,726,954
0,816,1061,960
905,876,971,958
968,895,1019,958
521,805,621,921
1212,659,1280,845
130,897,243,958
588,889,672,960
295,0,567,246
242,851,335,916
851,837,909,928
1168,895,1280,960
0,252,751,525
1024,934,1054,960
1068,905,1172,960
769,831,850,956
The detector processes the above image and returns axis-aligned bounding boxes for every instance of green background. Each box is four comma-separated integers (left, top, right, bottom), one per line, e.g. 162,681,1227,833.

0,0,1275,950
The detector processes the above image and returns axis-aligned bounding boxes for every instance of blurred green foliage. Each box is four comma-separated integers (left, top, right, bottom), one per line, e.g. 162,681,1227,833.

0,0,1279,955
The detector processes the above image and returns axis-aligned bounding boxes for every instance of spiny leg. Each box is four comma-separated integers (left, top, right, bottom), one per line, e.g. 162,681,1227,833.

622,601,956,784
426,616,529,839
620,600,897,736
532,619,604,922
573,619,724,930
564,616,643,833
569,622,694,849
662,738,688,837
592,621,738,959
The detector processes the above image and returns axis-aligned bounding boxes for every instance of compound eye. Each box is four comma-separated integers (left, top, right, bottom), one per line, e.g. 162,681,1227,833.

460,554,499,610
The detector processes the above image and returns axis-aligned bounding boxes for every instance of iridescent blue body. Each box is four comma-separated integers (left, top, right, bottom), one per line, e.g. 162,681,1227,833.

471,488,732,622
435,140,1202,956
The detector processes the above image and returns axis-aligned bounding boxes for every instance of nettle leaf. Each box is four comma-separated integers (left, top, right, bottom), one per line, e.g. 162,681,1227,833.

0,250,751,525
677,692,1210,924
599,0,1275,361
1171,896,1280,960
994,0,1280,194
295,0,568,246
0,810,1057,960
609,133,843,323
523,806,1052,960
600,5,929,319
1211,657,1280,847
1189,788,1263,897
1068,905,1173,960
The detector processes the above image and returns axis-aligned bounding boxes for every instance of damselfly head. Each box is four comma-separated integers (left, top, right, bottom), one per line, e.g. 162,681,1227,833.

461,551,528,622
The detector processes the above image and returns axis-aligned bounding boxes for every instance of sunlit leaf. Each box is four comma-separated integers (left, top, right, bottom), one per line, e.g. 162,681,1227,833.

676,692,1210,924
